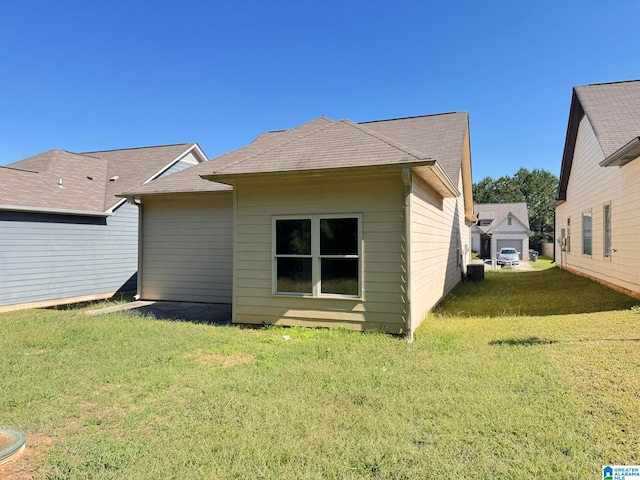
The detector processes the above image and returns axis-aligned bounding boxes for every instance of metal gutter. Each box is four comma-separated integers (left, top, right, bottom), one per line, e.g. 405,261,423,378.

127,197,143,300
599,137,640,167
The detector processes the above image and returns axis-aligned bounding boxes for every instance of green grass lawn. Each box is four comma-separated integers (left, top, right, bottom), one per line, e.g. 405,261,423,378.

1,265,639,479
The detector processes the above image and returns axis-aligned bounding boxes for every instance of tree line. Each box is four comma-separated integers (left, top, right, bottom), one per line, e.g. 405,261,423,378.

472,168,558,252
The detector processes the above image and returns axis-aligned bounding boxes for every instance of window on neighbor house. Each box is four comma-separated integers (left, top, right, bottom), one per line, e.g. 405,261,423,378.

274,215,361,297
604,204,611,258
582,211,592,256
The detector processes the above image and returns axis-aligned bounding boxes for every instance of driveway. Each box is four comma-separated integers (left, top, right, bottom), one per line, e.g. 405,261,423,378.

86,300,232,325
471,259,535,271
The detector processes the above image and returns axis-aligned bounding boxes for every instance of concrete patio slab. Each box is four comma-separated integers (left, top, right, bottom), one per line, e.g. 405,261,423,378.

86,300,232,325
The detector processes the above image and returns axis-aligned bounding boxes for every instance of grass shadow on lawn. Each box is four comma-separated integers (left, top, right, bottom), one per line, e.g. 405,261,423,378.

435,266,638,317
488,336,558,347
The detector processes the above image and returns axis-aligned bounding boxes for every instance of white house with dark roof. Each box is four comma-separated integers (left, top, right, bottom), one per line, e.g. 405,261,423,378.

121,113,475,337
0,144,207,311
471,202,530,260
553,80,640,297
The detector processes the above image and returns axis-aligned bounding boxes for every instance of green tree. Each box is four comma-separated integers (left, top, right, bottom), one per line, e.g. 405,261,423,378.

473,168,558,252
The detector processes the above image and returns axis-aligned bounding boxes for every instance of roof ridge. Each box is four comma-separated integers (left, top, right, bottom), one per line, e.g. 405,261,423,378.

59,149,103,161
212,117,335,173
579,79,640,88
359,111,465,124
343,119,431,160
82,143,193,154
0,165,40,174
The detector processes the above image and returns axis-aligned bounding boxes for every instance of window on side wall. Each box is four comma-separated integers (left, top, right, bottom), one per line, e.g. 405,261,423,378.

604,203,611,259
273,215,361,298
582,211,592,256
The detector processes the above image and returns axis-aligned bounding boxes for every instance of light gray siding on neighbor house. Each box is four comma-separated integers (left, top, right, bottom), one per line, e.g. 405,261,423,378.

145,157,196,187
140,193,233,304
0,158,196,310
0,202,138,307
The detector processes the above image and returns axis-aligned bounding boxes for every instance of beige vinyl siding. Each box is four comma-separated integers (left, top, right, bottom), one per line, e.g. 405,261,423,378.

232,172,407,333
556,115,640,294
141,193,233,303
409,172,467,330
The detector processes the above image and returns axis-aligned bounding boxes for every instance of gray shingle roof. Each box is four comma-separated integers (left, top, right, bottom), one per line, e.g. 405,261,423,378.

208,119,432,176
0,150,108,213
575,80,640,157
121,117,334,196
0,144,199,214
361,112,468,184
474,202,530,231
556,80,640,203
123,113,469,196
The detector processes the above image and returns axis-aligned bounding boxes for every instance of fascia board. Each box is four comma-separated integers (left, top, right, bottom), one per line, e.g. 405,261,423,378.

0,204,111,217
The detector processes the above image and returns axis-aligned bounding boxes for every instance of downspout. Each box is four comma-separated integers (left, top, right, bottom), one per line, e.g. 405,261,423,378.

127,197,143,300
552,208,556,264
402,168,413,342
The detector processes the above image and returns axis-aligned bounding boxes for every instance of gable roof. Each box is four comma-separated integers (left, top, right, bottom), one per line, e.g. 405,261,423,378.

0,143,204,216
556,80,640,203
474,202,530,232
206,113,468,180
576,80,640,159
360,113,468,185
123,113,471,200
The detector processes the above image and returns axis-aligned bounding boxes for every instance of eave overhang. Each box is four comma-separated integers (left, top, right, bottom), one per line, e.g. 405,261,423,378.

0,204,111,217
410,161,461,198
556,90,584,204
201,160,461,199
116,187,232,200
599,137,640,167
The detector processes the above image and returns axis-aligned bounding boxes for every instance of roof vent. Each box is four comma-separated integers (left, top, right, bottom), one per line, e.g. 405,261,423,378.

58,178,64,189
109,176,120,182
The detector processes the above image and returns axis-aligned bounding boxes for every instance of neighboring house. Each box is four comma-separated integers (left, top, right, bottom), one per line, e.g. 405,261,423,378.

0,144,207,312
553,79,640,297
471,203,530,260
121,113,475,337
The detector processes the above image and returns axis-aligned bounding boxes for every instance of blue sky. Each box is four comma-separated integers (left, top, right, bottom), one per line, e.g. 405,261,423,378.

1,0,638,180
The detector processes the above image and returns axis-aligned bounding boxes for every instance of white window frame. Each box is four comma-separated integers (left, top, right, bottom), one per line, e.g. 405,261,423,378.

582,210,592,256
272,214,362,299
603,203,612,259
